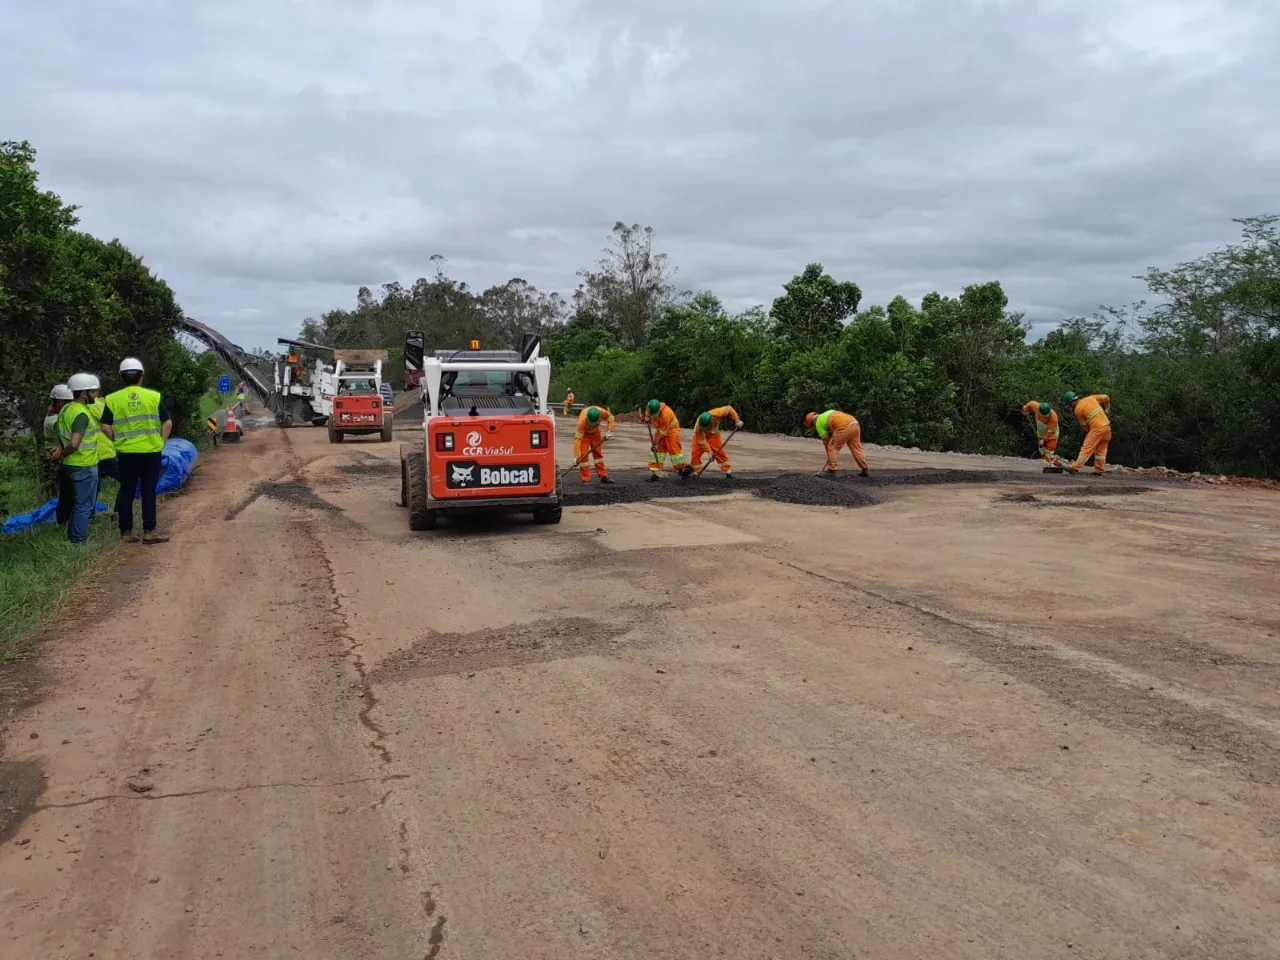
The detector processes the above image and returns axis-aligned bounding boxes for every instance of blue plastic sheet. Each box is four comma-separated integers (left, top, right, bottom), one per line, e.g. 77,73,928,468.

2,439,200,535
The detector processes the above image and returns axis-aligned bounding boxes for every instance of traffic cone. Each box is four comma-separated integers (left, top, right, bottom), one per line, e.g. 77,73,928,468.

223,406,242,443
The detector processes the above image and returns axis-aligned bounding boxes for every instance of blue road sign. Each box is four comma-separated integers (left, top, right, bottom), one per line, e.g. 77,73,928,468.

218,375,232,393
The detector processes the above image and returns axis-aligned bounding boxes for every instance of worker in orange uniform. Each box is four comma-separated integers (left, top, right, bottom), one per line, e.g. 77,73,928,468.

804,409,869,476
574,406,615,484
643,399,692,480
692,406,743,478
563,388,575,417
1063,391,1112,475
1022,400,1064,472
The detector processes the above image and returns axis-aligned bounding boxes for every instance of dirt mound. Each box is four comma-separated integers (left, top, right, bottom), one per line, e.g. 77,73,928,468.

612,410,646,424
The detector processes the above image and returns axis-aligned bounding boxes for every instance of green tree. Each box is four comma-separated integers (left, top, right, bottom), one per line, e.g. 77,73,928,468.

573,222,680,349
769,263,861,350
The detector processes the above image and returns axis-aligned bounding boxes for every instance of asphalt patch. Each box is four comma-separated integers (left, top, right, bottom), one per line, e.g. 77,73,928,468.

563,469,773,506
753,474,880,508
335,460,400,477
0,760,45,844
1051,484,1152,497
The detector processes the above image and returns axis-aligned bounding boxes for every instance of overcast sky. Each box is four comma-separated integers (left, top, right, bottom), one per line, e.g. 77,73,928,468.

4,0,1278,349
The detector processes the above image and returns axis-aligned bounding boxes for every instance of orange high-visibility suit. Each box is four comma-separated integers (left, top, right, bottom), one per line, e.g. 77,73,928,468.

1070,395,1111,474
1022,401,1062,466
692,405,740,474
574,407,615,482
815,409,868,472
563,390,575,416
643,402,687,474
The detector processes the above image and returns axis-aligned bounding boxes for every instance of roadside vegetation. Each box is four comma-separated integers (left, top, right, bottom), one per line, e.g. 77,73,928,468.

301,219,1280,478
1,140,217,655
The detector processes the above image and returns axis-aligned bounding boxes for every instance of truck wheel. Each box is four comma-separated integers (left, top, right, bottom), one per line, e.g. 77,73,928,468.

328,425,343,444
406,453,436,530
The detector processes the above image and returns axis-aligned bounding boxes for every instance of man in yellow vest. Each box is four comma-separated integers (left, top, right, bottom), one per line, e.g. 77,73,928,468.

43,383,76,526
100,357,173,543
88,382,119,512
49,373,102,545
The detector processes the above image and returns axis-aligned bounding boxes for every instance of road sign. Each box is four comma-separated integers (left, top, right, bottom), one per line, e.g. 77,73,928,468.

218,375,231,393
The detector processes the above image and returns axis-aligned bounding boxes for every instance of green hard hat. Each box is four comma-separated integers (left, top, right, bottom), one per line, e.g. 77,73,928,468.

698,412,712,428
1062,391,1078,403
1039,402,1052,416
586,406,600,424
647,399,661,414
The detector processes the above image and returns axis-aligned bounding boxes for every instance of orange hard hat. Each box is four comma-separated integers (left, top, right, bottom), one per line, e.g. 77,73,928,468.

804,411,817,427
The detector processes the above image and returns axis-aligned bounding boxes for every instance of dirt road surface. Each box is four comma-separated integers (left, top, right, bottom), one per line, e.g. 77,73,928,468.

3,408,1279,959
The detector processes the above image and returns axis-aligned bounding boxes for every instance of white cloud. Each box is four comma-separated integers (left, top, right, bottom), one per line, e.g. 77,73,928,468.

3,0,1277,348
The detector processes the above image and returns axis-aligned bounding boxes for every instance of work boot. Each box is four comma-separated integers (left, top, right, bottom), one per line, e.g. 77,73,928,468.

121,530,140,544
859,468,869,477
599,476,614,485
647,474,661,482
1043,465,1064,474
724,473,734,481
142,531,170,544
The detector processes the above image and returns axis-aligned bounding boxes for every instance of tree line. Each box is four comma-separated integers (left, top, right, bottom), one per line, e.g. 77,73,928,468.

300,218,1280,478
1,141,216,450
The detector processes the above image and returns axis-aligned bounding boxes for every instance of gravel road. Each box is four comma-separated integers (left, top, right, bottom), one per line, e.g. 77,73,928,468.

2,417,1278,959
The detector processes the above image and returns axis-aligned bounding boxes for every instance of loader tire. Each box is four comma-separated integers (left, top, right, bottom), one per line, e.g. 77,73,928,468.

380,421,394,443
398,449,408,507
533,481,563,525
406,452,436,530
328,425,343,444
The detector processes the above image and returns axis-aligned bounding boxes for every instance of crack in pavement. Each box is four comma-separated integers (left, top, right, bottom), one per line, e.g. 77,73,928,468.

34,774,410,811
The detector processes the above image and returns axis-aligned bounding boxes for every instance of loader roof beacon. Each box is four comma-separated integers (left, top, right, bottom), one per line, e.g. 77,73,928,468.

400,334,562,531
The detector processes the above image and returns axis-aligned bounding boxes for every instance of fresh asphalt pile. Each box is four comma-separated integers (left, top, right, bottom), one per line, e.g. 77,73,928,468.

563,467,1157,511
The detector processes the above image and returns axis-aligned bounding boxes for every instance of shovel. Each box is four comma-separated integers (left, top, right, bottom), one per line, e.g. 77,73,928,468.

694,428,740,477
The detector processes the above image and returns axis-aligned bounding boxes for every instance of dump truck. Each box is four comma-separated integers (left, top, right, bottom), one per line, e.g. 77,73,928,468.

322,349,392,443
400,335,561,530
404,330,425,392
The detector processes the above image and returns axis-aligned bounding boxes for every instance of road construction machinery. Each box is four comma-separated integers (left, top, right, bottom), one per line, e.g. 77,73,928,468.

270,337,333,426
404,330,425,392
322,349,392,443
400,335,561,530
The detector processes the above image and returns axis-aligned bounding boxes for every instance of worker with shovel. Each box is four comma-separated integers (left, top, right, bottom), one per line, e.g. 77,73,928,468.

1022,400,1064,472
1063,391,1112,475
691,406,743,478
804,409,869,477
573,405,615,484
642,399,692,481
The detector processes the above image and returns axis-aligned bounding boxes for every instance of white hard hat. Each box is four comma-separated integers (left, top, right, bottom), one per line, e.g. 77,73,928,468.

50,384,74,400
119,357,144,373
67,372,100,392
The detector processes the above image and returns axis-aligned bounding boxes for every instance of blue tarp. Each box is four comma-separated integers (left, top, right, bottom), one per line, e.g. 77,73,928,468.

2,439,200,535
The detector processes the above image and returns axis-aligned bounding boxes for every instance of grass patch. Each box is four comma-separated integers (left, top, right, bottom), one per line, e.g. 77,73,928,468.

0,441,120,660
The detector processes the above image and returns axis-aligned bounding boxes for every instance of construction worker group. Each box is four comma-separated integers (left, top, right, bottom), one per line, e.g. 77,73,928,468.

44,357,174,545
567,392,1115,482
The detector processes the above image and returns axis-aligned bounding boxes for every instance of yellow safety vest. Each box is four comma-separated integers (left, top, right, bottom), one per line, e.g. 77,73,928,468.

105,386,165,454
88,397,116,460
57,402,100,468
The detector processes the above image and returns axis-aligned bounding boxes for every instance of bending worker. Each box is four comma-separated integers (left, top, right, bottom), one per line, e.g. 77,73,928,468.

100,357,173,543
1062,391,1112,475
643,399,691,480
804,409,869,476
691,406,743,478
1022,400,1063,472
574,405,615,485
